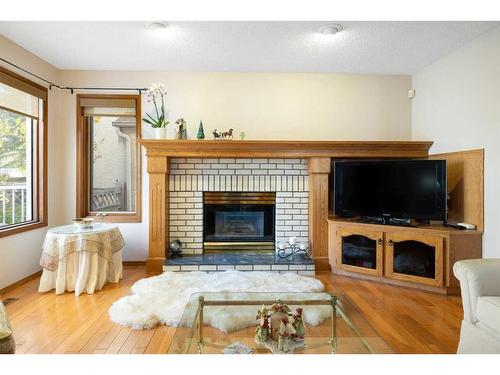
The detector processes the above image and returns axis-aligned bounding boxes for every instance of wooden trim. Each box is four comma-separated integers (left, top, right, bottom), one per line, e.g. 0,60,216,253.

0,264,146,294
123,261,147,266
0,65,47,99
40,95,48,228
308,157,331,174
0,67,48,238
308,158,330,261
0,104,39,120
445,233,482,289
429,148,484,231
0,221,47,238
0,270,42,296
75,96,87,219
76,94,142,223
328,217,483,235
330,267,451,295
313,257,331,272
141,140,433,159
147,156,169,273
79,97,137,108
203,192,276,205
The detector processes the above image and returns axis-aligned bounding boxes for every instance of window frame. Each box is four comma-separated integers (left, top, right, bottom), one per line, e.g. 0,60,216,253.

0,66,48,238
76,93,142,223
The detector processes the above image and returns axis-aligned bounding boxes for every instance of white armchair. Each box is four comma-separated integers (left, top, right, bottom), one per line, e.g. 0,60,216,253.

0,300,15,354
453,259,500,353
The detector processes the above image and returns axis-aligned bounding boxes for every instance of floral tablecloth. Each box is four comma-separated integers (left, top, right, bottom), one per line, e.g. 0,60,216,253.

38,223,124,296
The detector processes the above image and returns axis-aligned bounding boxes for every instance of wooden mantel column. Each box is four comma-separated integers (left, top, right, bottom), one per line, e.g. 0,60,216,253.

308,157,331,271
146,156,169,274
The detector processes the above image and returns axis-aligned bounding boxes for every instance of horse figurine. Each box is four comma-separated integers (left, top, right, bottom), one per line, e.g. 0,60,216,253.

212,129,222,140
221,128,234,140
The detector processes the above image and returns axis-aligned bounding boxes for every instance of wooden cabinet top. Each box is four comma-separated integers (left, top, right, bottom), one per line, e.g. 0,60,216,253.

328,217,483,236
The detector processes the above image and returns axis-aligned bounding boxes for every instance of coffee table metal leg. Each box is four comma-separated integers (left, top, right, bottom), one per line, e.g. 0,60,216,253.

197,296,204,353
330,295,337,354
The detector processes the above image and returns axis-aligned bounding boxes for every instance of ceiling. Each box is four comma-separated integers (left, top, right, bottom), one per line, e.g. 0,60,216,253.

0,21,498,74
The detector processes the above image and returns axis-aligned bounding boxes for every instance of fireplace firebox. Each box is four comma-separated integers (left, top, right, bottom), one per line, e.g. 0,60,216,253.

203,192,275,252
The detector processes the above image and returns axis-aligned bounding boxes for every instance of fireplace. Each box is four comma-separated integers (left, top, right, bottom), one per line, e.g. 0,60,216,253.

203,192,276,252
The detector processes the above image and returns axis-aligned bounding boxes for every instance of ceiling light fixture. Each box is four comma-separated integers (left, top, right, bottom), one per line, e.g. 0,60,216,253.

147,21,169,32
320,24,343,36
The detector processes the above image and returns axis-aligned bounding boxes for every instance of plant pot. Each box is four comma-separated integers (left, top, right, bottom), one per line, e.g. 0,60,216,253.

154,127,167,139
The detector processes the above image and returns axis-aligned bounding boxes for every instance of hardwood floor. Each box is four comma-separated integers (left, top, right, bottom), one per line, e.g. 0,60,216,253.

2,265,463,354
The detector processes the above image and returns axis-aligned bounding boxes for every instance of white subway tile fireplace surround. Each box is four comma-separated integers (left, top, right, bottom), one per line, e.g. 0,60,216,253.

168,158,309,255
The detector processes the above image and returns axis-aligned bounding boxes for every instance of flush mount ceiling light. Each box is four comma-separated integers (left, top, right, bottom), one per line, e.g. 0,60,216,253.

319,24,343,36
147,21,169,32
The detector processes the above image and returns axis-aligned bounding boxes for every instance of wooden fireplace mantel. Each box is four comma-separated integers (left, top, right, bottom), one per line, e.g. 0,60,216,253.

141,140,433,273
141,140,433,158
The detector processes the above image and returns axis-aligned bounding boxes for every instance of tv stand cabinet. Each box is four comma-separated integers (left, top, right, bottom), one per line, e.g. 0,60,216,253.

328,217,482,294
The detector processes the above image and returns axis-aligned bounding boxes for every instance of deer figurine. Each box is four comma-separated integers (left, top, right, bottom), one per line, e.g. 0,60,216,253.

221,128,234,140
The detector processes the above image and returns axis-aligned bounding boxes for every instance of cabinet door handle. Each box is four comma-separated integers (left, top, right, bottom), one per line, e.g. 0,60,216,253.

377,238,383,245
388,239,394,246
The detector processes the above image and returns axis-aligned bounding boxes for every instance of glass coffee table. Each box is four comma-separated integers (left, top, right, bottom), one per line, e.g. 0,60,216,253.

167,292,391,354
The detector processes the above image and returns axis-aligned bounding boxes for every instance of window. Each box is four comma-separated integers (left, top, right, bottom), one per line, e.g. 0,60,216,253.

0,67,47,237
76,94,141,222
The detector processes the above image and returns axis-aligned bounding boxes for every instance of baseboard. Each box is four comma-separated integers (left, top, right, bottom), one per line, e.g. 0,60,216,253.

123,261,147,266
0,270,42,297
331,267,453,295
313,257,331,272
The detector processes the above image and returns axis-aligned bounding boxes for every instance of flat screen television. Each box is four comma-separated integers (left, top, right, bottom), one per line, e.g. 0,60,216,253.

333,160,447,222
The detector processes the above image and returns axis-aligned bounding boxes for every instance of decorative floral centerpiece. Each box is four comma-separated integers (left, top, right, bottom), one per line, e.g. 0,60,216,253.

143,82,169,139
255,301,305,353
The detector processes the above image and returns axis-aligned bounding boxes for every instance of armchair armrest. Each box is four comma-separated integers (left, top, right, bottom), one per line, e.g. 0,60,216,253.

453,259,500,323
0,300,15,354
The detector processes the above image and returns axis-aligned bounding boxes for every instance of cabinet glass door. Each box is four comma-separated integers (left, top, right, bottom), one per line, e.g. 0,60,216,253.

385,233,443,286
342,235,377,269
336,228,383,276
393,240,435,279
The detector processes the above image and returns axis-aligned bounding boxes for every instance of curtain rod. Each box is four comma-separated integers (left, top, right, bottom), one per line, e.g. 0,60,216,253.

0,57,148,94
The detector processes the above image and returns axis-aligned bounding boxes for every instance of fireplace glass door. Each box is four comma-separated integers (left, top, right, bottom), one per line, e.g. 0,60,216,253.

215,211,265,239
203,192,276,252
204,204,275,242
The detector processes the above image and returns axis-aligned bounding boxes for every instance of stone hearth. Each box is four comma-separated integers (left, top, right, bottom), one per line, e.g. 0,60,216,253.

164,252,315,275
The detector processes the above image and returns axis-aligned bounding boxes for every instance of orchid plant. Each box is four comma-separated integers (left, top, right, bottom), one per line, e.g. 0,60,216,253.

143,82,170,128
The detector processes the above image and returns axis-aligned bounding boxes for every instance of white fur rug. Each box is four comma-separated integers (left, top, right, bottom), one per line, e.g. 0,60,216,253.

109,270,332,333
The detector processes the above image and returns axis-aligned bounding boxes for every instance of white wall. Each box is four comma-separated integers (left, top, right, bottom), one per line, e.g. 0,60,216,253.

61,71,413,141
0,35,66,289
412,26,500,258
